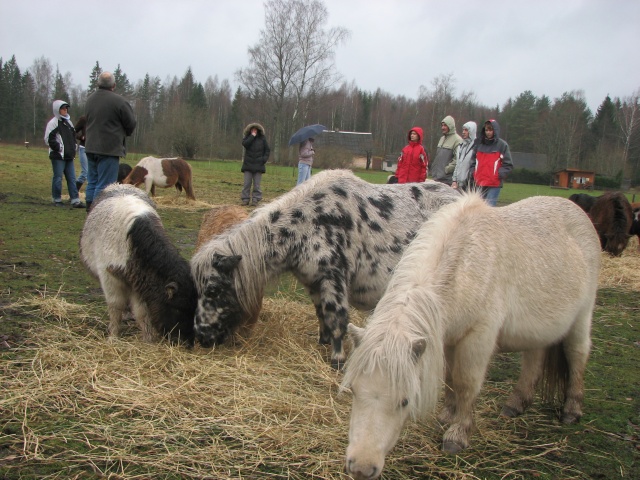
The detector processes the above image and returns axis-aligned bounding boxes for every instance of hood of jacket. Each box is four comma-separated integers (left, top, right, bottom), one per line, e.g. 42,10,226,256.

406,126,424,144
480,119,501,144
462,121,477,142
52,99,70,120
243,122,265,137
441,115,457,135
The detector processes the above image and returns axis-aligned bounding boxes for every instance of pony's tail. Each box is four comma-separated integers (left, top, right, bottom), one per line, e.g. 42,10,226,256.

540,342,569,404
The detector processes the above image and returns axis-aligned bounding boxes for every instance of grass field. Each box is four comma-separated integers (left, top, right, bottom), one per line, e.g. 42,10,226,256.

1,144,638,479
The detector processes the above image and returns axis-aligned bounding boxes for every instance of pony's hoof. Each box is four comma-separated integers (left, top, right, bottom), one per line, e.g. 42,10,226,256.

561,412,581,424
500,405,522,418
442,440,465,455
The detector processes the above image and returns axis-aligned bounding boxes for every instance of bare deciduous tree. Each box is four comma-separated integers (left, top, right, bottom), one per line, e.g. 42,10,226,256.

236,0,349,162
617,89,640,178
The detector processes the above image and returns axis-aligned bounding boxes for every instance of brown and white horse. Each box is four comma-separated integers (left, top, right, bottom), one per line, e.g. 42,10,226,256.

123,156,196,200
342,193,600,479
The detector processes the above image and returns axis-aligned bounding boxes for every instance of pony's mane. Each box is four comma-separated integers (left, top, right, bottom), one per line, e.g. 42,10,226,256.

386,192,488,292
193,169,360,319
343,288,445,419
342,192,489,418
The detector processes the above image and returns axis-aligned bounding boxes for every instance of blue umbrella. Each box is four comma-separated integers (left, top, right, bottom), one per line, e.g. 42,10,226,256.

288,124,327,146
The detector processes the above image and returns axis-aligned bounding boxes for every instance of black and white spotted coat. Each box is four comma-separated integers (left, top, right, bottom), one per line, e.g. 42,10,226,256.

191,169,460,367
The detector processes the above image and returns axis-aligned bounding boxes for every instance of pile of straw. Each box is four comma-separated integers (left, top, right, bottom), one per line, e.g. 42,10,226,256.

599,247,640,290
3,249,636,478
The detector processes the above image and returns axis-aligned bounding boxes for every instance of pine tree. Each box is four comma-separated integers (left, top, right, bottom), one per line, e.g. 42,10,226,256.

88,61,101,94
0,55,25,141
52,68,69,102
113,64,133,97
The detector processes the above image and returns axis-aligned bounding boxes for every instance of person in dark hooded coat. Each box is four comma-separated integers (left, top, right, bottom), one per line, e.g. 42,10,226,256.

241,122,270,205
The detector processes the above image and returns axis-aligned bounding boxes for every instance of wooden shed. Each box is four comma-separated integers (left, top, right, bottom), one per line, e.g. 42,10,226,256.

313,130,374,168
553,168,595,189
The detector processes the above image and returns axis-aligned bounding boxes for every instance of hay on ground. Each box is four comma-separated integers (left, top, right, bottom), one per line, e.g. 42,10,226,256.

3,249,636,478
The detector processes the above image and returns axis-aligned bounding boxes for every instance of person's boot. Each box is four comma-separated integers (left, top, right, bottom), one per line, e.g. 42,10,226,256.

76,181,83,192
85,200,92,213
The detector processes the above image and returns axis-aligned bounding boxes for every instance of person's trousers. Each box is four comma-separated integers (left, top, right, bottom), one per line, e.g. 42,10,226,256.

86,154,119,203
297,163,312,185
77,146,88,184
241,171,263,203
482,186,501,206
50,158,80,203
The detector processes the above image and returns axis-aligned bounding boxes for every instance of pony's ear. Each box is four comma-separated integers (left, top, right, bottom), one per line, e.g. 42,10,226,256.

348,323,364,348
165,281,178,299
411,339,427,362
212,253,242,273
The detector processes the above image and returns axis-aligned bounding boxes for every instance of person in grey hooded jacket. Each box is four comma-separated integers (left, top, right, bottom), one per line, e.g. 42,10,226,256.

44,100,85,208
451,121,477,191
431,115,462,185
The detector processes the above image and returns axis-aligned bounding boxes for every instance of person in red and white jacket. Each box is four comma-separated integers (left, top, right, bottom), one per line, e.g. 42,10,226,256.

472,119,513,206
395,126,428,183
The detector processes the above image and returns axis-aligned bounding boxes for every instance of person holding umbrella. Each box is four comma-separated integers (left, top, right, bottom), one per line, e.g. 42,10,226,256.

297,137,315,185
241,122,270,206
288,124,326,186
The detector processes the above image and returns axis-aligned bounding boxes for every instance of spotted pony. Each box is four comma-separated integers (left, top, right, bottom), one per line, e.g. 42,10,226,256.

190,169,460,368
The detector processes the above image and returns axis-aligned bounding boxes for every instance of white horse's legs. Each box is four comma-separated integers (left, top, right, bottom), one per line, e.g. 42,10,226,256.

144,178,154,196
442,333,495,453
131,294,159,343
502,349,545,418
559,311,592,423
437,346,456,425
102,275,129,339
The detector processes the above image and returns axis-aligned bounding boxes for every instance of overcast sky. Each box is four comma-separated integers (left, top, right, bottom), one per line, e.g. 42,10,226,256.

2,0,639,114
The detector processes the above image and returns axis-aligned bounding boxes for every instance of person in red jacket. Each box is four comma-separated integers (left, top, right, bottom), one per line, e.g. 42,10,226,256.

395,127,428,183
473,119,513,206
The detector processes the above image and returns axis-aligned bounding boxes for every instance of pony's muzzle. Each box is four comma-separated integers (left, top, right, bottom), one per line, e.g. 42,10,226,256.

194,323,228,348
346,456,381,480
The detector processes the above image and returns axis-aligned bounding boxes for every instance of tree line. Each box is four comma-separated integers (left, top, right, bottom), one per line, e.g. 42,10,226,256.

1,1,639,185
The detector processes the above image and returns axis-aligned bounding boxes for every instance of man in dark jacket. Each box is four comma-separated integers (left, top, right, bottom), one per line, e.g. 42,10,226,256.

241,122,270,205
84,71,137,211
472,119,513,206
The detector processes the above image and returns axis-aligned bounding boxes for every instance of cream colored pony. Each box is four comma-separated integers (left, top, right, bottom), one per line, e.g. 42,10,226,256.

342,193,601,480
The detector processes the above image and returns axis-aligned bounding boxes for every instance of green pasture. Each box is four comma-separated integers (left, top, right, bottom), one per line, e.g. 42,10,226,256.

0,144,638,479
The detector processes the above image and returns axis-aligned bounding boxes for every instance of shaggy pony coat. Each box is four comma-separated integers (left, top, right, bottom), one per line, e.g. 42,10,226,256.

80,184,196,344
342,193,600,478
190,169,460,368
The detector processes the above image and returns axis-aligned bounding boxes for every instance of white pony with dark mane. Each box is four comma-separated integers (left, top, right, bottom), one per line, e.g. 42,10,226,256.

190,169,460,368
342,193,600,479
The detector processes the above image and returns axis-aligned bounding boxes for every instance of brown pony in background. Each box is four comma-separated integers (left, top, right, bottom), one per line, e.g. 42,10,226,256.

588,192,633,256
195,205,249,252
568,193,596,214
